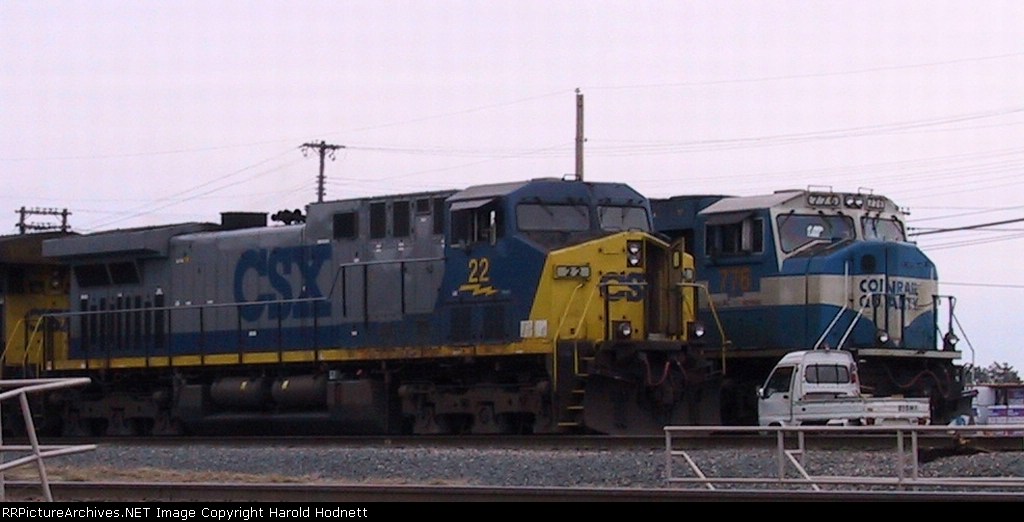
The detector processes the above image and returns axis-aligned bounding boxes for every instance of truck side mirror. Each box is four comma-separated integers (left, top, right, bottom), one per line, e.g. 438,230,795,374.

757,386,766,399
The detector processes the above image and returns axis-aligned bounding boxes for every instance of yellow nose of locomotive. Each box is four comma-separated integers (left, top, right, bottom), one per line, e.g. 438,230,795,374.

526,230,718,434
527,230,697,345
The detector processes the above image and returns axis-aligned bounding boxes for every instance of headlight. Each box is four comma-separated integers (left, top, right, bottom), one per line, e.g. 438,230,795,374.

626,240,643,268
690,321,706,339
682,267,695,282
943,331,959,350
614,320,633,339
876,330,890,344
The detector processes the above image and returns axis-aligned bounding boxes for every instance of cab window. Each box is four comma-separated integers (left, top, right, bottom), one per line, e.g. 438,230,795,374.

517,203,590,231
777,214,854,253
764,366,795,396
598,205,649,231
705,218,763,256
451,200,504,245
862,216,906,242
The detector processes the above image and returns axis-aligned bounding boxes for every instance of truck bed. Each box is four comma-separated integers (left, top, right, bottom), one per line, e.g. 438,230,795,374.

793,396,930,425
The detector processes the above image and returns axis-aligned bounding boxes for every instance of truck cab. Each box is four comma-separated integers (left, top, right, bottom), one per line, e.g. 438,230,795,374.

758,350,930,427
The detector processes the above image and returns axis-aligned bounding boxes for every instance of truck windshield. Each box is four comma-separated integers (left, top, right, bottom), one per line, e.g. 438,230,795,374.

804,364,851,384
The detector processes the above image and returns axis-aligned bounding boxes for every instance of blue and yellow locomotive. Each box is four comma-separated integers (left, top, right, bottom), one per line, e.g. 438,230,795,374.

2,177,717,435
652,189,969,424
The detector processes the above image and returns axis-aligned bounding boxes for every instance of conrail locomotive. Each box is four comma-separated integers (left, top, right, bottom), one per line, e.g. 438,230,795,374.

0,177,719,436
651,189,969,424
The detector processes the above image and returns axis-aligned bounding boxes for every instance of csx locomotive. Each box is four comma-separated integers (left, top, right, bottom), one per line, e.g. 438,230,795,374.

0,177,719,436
652,189,969,424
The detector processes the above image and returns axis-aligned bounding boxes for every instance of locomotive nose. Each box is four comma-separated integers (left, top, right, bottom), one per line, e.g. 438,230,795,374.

848,241,937,349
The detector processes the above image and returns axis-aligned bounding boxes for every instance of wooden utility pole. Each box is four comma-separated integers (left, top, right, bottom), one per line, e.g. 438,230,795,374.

16,207,71,234
575,88,584,181
300,140,345,203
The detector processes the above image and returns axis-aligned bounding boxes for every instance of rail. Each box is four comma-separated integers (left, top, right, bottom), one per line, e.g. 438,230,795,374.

664,425,1024,492
0,378,95,502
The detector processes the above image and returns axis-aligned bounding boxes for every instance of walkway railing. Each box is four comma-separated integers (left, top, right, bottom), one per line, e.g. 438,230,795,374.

664,425,1024,492
0,378,95,502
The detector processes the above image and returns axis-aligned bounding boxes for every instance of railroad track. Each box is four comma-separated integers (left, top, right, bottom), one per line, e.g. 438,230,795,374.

3,430,1021,503
4,481,1022,502
23,432,1024,452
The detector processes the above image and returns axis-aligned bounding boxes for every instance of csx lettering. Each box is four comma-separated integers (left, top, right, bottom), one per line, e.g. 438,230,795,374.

233,245,331,321
600,273,645,301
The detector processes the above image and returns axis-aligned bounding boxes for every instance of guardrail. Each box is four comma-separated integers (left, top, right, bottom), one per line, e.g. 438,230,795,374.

664,425,1024,492
0,378,96,502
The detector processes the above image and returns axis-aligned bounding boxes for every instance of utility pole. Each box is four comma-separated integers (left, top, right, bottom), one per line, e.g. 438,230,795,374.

16,207,71,235
300,140,345,203
575,88,584,181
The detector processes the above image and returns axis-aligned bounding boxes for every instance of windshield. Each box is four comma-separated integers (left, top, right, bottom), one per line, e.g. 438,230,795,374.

862,216,906,242
598,205,650,231
517,203,590,231
777,214,855,253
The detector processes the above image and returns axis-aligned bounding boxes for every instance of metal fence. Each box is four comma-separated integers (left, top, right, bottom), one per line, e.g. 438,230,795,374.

664,425,1024,492
0,378,96,502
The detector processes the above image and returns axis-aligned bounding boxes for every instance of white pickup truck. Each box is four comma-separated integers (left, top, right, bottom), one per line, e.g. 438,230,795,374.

757,349,931,427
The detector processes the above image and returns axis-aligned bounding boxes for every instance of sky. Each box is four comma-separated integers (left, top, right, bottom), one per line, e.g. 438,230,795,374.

2,1,1023,373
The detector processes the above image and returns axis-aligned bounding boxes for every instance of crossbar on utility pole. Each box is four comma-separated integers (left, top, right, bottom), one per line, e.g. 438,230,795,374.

300,140,345,203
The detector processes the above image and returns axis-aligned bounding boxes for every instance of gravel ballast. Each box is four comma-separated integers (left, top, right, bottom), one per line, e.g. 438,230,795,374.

34,445,1024,490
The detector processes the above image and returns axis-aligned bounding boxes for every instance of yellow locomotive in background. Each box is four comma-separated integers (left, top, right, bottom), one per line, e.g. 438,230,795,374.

0,232,70,380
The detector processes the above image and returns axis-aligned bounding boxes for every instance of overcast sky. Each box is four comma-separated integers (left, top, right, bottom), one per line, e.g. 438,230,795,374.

3,1,1023,373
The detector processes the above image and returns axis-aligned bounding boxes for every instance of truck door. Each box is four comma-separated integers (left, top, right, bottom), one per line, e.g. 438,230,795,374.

759,365,796,425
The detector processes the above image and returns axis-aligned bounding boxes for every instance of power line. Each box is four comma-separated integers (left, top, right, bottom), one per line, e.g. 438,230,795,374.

582,50,1024,91
314,90,572,139
912,203,1024,223
943,281,1024,289
910,217,1024,236
919,232,1024,251
81,150,299,231
0,138,294,162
